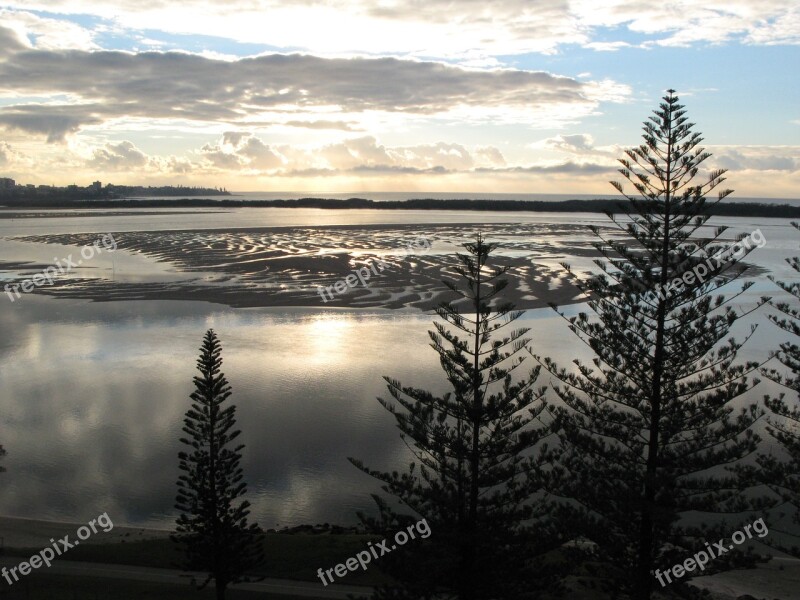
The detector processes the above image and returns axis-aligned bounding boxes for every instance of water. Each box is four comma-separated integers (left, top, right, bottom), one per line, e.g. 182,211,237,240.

0,208,796,528
78,191,800,204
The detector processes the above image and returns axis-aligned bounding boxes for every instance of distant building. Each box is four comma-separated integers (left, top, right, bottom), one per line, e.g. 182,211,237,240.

91,180,102,191
0,177,15,190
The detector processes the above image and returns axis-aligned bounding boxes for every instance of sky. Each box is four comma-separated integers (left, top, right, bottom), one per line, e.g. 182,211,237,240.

0,1,798,196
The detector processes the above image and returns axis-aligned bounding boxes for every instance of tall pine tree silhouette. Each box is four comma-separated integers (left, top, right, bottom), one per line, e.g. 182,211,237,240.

173,329,263,600
538,90,767,599
351,235,565,600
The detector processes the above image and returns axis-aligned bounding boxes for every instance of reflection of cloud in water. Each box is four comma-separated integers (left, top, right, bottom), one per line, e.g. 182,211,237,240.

0,296,440,528
0,292,790,528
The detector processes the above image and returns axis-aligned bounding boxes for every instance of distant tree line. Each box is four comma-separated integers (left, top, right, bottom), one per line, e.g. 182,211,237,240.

0,183,230,202
1,195,798,217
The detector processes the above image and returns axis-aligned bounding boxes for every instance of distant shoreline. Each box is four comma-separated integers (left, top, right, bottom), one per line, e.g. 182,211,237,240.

1,197,799,217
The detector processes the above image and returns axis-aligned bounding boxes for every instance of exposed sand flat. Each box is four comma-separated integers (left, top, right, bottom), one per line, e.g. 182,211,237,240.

4,223,600,310
3,222,767,310
0,516,170,549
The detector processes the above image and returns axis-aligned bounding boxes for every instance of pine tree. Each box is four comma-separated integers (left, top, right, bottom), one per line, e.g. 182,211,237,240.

173,329,264,600
351,235,566,600
537,90,766,599
758,222,800,554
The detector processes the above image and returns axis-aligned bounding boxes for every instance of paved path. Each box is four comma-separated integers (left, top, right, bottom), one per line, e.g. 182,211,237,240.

0,557,371,599
690,556,800,600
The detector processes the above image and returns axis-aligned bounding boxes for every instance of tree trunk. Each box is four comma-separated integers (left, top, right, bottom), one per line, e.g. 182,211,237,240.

635,116,674,600
463,243,484,600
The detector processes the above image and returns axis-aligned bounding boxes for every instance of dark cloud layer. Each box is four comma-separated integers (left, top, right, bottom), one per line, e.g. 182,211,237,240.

0,27,598,141
0,106,104,143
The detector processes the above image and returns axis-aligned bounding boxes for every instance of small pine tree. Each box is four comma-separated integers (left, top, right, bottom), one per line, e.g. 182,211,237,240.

351,234,565,600
758,222,800,554
173,329,263,600
538,90,767,599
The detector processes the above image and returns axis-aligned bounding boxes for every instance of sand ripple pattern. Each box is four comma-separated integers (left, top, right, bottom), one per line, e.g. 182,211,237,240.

8,223,617,309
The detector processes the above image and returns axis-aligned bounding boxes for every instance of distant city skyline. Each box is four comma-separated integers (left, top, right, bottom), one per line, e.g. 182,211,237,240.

0,2,798,197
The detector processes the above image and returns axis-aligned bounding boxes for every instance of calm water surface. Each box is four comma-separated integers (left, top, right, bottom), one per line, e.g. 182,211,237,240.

0,209,796,527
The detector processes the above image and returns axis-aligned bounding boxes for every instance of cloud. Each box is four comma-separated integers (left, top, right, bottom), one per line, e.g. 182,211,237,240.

83,136,798,182
0,105,103,143
533,136,800,175
478,162,613,175
0,20,27,55
221,131,248,147
153,134,510,175
584,41,631,52
0,142,14,166
0,1,796,59
543,133,597,153
711,146,799,172
315,136,393,170
89,140,149,169
474,146,507,167
199,142,245,169
0,9,98,51
573,0,800,49
285,120,361,131
238,136,285,170
0,36,628,140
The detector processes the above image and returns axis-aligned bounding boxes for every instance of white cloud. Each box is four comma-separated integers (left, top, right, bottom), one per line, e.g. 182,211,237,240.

711,145,800,172
0,141,16,166
238,137,286,170
573,0,800,48
525,137,800,183
0,1,795,60
474,146,507,167
0,9,98,50
114,134,511,176
89,140,149,169
584,41,631,52
542,133,597,153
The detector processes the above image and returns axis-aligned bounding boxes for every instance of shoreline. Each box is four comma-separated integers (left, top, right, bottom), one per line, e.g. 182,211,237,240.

0,516,171,548
2,197,799,218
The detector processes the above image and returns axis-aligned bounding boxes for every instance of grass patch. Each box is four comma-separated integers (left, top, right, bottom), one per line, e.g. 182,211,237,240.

4,533,388,586
0,571,314,600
